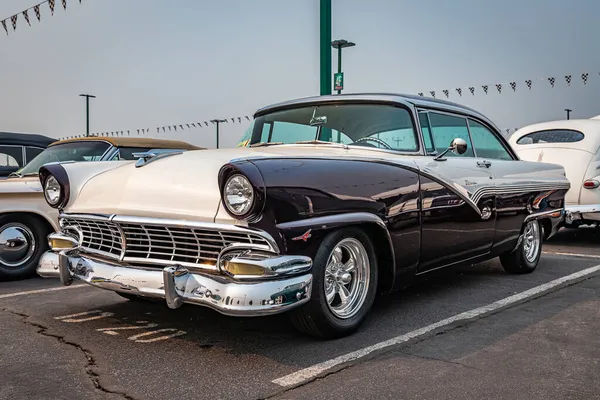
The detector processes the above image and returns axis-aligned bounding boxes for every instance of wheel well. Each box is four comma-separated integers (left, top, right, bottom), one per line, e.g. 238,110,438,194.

0,212,54,236
354,222,395,294
538,218,552,240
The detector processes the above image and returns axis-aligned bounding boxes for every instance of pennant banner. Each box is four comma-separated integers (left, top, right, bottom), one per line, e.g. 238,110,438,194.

0,0,84,36
58,114,255,140
415,69,595,99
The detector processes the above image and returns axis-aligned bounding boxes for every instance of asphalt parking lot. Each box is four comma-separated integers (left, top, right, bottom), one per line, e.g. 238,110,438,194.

1,227,599,400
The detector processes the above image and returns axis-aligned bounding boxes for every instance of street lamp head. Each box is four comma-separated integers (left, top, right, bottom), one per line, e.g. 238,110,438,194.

79,94,96,98
331,39,356,49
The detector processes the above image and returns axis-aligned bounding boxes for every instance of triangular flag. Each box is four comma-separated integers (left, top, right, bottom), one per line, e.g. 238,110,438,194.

34,5,41,21
62,0,67,10
1,20,8,35
10,14,18,30
22,10,31,26
49,0,56,15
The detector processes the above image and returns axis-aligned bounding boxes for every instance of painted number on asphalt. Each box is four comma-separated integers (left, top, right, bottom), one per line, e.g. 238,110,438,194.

54,310,187,343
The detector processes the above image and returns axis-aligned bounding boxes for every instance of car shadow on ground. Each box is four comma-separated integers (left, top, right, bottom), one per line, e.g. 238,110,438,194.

70,252,594,368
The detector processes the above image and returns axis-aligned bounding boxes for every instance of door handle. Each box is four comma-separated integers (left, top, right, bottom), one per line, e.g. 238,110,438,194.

476,160,492,168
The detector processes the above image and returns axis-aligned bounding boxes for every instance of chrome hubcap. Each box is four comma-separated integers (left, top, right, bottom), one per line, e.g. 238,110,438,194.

324,238,370,319
522,220,540,263
0,223,36,268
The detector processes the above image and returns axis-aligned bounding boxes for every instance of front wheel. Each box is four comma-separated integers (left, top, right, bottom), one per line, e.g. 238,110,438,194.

0,215,49,281
289,227,378,339
500,219,542,274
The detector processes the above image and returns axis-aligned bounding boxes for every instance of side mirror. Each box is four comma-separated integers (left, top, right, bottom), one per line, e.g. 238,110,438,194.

450,138,468,155
434,137,468,161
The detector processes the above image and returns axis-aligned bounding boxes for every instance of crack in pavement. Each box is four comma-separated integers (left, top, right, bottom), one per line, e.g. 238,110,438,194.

2,308,136,400
397,351,481,371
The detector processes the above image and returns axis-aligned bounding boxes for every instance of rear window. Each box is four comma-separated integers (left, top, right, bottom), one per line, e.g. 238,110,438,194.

516,129,584,144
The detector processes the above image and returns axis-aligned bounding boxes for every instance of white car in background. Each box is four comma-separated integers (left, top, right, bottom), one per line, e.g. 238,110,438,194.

509,117,600,228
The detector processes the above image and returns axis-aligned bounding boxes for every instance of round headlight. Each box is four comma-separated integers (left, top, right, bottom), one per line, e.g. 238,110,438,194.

44,175,62,206
224,174,254,216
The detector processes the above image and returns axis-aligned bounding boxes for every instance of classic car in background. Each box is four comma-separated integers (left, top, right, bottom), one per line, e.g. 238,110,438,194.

0,131,55,179
37,94,570,338
509,118,600,229
0,136,204,281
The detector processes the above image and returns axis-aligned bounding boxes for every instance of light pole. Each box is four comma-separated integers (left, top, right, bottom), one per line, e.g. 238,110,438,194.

211,119,226,149
79,94,96,137
331,39,355,94
565,108,572,120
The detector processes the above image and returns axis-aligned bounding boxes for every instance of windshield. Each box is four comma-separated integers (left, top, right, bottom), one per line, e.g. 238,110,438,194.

241,104,419,152
16,141,112,176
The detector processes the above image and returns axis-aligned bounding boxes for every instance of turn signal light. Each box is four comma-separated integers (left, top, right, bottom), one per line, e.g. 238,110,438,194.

221,261,266,277
583,179,599,189
47,235,79,251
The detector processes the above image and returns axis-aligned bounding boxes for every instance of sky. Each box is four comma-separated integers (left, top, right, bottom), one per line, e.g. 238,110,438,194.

1,0,600,148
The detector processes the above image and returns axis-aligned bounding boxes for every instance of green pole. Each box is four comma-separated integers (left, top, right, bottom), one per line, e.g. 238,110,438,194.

319,0,331,96
337,46,342,95
216,122,219,149
319,0,332,141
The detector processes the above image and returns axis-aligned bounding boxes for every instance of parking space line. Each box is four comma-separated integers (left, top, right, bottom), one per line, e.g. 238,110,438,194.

543,251,600,259
272,264,600,388
0,285,85,299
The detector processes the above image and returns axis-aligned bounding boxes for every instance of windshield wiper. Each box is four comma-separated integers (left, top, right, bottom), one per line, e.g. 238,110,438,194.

295,140,348,148
249,142,283,148
7,171,22,178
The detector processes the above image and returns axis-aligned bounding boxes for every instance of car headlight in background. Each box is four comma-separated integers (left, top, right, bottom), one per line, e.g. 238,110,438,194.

44,175,62,206
224,174,254,216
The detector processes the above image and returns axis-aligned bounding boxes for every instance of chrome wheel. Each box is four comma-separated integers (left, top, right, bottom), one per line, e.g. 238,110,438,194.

0,223,36,268
522,220,540,263
324,238,370,319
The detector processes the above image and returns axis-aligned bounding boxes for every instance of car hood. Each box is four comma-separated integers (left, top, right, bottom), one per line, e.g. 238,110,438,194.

65,145,396,223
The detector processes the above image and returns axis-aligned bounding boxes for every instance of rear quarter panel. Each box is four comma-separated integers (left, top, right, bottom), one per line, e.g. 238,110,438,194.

511,146,592,205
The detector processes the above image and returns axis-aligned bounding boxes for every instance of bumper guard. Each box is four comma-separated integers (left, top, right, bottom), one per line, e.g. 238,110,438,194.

37,251,313,317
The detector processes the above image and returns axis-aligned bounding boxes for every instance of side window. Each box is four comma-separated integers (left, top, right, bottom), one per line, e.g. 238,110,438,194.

0,145,24,167
428,112,474,157
418,112,435,154
468,120,513,160
25,147,44,164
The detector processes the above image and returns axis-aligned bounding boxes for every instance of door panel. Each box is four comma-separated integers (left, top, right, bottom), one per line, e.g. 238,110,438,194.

415,157,495,273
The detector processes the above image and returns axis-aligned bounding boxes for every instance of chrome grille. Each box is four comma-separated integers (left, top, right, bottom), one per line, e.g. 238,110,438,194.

61,216,272,269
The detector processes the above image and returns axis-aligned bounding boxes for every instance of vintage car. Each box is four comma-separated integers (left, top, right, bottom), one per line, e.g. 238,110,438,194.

36,94,570,338
0,136,203,281
509,119,600,229
0,131,55,178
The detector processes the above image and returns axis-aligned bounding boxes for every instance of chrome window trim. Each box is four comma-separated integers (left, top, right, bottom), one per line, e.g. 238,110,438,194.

466,118,516,161
24,146,46,164
252,99,424,156
424,109,477,158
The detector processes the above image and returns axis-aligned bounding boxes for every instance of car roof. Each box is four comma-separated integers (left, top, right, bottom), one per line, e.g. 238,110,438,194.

509,119,600,152
254,92,500,131
0,131,56,148
48,136,205,150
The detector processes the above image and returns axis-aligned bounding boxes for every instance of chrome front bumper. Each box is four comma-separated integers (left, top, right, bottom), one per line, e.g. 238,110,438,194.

564,204,600,224
37,251,313,316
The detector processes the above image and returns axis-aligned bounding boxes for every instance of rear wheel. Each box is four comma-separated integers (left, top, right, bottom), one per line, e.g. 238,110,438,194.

0,214,49,281
290,227,378,339
500,219,542,274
